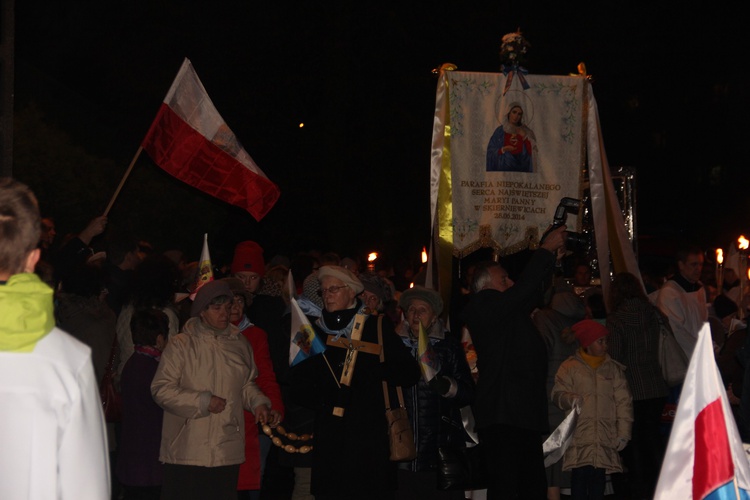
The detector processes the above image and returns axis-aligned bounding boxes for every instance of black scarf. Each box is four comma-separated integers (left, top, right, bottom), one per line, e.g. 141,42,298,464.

672,272,702,293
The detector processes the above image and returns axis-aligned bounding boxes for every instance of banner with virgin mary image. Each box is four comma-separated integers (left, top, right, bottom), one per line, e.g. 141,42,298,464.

430,70,588,257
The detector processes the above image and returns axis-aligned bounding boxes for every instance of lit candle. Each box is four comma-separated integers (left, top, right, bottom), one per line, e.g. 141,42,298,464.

738,237,748,320
421,247,428,264
716,248,724,293
367,252,378,272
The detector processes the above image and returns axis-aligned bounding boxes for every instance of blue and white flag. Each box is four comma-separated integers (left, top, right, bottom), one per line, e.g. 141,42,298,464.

289,297,325,366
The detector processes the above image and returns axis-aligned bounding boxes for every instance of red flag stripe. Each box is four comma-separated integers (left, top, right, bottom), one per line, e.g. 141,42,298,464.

693,398,734,499
142,104,280,221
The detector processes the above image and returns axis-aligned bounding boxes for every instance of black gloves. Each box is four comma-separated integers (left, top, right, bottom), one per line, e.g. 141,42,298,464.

428,376,451,396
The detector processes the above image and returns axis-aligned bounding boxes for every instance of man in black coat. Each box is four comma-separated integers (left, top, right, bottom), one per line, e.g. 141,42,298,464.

462,225,566,500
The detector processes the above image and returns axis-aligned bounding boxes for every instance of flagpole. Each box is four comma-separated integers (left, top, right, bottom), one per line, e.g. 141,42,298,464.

104,146,144,216
322,353,341,389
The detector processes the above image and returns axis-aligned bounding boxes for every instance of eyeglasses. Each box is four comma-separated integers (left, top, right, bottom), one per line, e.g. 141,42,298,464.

318,284,349,296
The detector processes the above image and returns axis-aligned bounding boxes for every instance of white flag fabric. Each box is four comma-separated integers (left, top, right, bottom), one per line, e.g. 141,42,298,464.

286,269,297,301
654,322,750,499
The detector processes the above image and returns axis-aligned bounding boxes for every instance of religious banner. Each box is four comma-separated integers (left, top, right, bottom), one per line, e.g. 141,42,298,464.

429,66,640,305
433,70,587,258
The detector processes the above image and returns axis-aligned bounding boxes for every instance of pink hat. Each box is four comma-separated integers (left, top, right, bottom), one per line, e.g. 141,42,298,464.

230,241,265,276
572,319,609,348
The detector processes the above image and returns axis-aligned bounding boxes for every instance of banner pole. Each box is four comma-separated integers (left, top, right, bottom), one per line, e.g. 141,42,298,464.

104,146,144,216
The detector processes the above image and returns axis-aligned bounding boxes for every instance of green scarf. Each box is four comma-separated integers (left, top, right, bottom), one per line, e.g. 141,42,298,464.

0,273,55,352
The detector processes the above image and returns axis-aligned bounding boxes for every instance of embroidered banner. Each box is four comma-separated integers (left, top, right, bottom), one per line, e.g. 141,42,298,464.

438,71,587,256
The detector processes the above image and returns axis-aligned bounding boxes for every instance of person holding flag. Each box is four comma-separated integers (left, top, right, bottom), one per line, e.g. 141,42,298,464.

394,286,476,499
287,265,420,500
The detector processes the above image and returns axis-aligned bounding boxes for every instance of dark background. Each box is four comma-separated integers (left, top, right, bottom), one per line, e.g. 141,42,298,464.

12,2,749,269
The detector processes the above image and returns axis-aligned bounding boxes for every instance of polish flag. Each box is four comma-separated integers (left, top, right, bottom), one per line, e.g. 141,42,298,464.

141,58,279,221
654,323,750,499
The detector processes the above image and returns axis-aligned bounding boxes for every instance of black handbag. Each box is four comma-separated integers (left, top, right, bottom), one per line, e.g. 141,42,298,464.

437,443,488,491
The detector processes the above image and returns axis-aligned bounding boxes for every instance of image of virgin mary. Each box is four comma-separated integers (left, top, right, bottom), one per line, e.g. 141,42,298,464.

486,102,537,172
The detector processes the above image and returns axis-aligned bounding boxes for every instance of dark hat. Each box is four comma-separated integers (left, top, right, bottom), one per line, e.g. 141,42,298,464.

398,286,443,316
317,265,364,294
572,319,609,348
220,277,252,305
230,241,265,276
191,280,233,317
358,272,393,304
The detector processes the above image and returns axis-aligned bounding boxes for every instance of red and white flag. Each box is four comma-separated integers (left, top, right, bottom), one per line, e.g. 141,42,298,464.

141,58,279,221
654,322,750,499
189,233,214,300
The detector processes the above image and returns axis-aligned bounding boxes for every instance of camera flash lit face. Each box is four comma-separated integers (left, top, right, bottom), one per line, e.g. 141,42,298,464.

488,267,514,292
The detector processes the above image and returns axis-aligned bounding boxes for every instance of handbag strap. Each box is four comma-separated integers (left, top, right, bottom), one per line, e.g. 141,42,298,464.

378,315,406,410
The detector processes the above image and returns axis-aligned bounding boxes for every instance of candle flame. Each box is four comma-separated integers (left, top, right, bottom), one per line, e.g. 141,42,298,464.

421,247,428,264
739,236,749,250
367,252,378,262
717,248,724,264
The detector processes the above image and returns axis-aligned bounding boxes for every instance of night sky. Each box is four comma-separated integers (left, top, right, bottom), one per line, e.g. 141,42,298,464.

13,2,748,267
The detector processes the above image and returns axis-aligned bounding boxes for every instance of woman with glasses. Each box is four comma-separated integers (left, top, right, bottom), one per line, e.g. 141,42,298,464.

151,280,272,500
289,265,420,500
394,286,475,499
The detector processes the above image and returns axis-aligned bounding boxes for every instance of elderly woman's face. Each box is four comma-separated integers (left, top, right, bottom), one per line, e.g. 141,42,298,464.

320,276,357,313
200,300,232,330
405,298,436,335
360,290,380,312
229,294,245,324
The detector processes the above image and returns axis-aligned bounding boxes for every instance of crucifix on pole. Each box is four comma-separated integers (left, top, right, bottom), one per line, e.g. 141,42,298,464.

325,313,382,417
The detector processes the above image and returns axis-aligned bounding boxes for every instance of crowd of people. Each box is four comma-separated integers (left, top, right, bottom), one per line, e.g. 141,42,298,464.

3,177,750,500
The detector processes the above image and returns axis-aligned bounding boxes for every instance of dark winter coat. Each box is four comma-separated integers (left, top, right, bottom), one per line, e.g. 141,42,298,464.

462,249,556,434
397,320,475,471
288,301,420,496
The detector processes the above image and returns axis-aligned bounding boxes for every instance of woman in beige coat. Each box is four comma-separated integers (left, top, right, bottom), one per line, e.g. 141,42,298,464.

151,280,271,500
551,319,633,500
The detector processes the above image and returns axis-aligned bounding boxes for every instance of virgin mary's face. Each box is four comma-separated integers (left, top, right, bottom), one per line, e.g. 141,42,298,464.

508,106,523,125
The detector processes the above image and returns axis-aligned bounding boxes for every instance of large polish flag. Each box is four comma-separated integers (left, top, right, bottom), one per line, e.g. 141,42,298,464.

654,323,750,500
141,58,279,221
